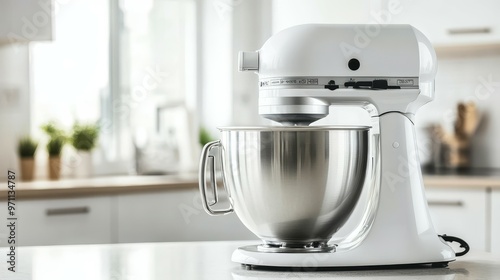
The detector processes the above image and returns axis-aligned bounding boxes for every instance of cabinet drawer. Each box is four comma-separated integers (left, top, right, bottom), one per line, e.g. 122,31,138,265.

374,0,500,47
492,191,500,254
117,189,255,243
6,197,112,246
426,187,487,252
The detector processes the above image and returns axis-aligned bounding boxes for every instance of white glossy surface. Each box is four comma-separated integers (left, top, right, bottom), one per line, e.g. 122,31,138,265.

259,24,420,78
0,241,499,279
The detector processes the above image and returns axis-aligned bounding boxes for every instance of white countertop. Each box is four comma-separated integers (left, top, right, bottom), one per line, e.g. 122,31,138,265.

1,241,499,279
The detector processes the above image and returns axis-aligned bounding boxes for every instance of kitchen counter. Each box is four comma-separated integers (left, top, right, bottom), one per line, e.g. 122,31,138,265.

0,241,499,279
2,168,500,201
423,168,500,188
0,173,198,200
424,175,500,188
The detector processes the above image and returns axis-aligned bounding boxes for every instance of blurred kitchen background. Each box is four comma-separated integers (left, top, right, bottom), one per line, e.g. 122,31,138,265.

0,0,500,255
1,0,500,180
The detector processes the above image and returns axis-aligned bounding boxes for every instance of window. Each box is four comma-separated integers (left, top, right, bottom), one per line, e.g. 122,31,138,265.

31,0,109,141
31,0,196,176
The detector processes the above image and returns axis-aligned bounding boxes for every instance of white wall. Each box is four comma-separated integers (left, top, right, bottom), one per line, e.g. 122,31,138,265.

231,0,272,127
198,0,273,138
0,43,31,180
197,0,233,136
272,0,371,32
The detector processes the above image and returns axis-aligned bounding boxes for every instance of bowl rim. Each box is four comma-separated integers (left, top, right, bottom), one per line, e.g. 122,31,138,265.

217,125,371,131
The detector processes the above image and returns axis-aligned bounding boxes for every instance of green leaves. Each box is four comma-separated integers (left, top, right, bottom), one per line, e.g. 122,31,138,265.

47,137,64,157
71,123,99,151
199,127,214,146
18,136,38,158
41,122,67,157
41,122,67,141
39,121,100,155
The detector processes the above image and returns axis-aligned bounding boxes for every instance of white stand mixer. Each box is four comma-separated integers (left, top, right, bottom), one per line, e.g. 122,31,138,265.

203,24,466,268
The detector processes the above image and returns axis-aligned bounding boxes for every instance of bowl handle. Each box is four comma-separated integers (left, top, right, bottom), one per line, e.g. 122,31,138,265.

199,140,234,216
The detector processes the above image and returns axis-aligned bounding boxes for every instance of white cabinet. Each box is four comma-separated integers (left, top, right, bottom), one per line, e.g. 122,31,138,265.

492,191,500,254
374,0,500,47
116,189,255,243
11,196,112,246
0,0,53,43
0,186,497,249
0,189,256,247
426,187,487,252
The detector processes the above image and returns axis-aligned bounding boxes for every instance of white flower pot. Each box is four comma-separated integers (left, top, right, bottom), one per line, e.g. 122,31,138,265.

74,151,92,178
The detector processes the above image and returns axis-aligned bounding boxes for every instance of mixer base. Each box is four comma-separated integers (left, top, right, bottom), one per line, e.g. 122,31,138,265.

232,244,455,268
257,242,335,253
239,261,451,271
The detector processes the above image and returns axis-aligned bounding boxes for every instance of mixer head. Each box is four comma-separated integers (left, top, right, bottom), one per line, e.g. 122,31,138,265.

238,24,437,125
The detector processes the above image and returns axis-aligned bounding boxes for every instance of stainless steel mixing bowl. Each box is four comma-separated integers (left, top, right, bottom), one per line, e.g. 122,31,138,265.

199,126,369,249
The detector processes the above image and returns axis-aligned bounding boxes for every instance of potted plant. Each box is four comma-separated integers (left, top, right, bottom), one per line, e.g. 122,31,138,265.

18,136,38,181
70,122,99,178
47,137,64,180
41,122,67,180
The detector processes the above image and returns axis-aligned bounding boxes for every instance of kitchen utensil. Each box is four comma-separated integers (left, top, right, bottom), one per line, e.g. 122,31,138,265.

200,24,457,268
431,102,480,168
455,102,479,139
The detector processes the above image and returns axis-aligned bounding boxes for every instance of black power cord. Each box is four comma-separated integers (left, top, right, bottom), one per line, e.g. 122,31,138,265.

438,234,470,257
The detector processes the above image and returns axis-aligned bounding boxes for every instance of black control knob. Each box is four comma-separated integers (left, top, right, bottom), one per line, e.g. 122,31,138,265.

372,80,388,89
348,58,360,71
344,81,356,88
354,81,372,88
324,80,339,90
